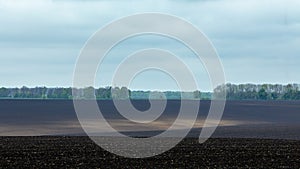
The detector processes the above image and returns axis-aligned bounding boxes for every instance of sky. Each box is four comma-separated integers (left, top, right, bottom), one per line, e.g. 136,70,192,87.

0,0,300,91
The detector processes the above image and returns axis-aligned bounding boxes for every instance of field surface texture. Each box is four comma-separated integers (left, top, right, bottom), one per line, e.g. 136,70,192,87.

0,137,300,168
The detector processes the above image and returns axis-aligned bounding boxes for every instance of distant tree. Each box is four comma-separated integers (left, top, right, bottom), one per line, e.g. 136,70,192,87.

193,90,201,99
120,87,130,99
0,87,9,97
83,87,95,99
111,87,130,99
294,91,300,100
282,84,294,100
258,88,268,100
271,92,279,100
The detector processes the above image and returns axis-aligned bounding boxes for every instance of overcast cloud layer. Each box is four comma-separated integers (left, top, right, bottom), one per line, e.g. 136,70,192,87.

0,0,299,91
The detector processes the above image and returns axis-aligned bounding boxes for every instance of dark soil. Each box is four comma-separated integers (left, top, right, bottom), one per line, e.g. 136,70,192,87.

0,136,300,168
1,99,300,125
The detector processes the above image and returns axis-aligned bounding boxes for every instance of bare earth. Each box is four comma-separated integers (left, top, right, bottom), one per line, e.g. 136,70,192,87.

1,100,300,168
0,136,300,168
1,100,300,138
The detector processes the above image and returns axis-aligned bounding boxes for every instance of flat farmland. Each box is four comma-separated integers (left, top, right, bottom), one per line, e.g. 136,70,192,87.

1,100,300,168
0,99,300,138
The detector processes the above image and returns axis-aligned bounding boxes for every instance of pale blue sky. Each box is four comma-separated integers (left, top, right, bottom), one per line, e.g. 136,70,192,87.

0,0,300,91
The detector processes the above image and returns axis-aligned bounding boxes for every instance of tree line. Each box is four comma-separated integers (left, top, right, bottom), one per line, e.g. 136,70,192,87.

1,84,299,100
214,83,300,100
0,86,202,100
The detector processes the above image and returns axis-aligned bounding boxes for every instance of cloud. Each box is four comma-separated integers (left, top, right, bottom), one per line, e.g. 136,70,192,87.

0,0,300,90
